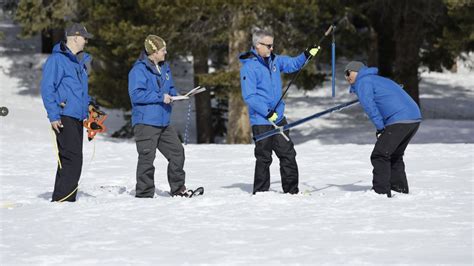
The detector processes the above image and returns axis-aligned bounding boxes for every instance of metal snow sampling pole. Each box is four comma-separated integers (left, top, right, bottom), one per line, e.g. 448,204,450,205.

331,23,336,98
254,99,359,142
330,15,351,98
270,25,333,117
270,15,349,116
265,16,351,141
266,24,334,139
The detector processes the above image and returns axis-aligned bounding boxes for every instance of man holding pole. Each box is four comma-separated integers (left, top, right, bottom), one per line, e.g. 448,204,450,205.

239,29,319,194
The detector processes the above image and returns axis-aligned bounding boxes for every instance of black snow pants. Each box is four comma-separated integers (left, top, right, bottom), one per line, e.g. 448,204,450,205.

251,118,299,194
371,122,420,196
52,115,83,202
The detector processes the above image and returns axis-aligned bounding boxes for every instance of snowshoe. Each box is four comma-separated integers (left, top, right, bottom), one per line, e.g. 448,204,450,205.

189,187,204,198
172,186,204,198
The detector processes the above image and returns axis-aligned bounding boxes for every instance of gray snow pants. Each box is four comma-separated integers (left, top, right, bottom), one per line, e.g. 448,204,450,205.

134,124,185,197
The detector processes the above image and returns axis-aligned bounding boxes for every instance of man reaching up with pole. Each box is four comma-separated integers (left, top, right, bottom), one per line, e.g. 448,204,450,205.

239,29,319,194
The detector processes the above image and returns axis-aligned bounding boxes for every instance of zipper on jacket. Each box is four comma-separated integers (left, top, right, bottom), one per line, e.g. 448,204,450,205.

267,58,276,102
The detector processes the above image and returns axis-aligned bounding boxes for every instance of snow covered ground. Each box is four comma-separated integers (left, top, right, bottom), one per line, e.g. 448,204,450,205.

1,15,473,265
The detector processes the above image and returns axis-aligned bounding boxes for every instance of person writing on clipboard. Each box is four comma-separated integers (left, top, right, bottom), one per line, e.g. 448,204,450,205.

128,34,195,198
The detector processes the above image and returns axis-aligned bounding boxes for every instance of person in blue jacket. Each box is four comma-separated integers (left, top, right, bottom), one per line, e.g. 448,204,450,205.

129,35,190,198
40,23,93,202
239,29,319,194
345,61,422,197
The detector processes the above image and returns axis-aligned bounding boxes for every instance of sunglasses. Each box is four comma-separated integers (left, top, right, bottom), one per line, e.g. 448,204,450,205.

345,70,351,77
259,42,274,49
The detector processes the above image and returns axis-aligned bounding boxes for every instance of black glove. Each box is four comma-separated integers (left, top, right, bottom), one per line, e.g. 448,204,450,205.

376,129,385,139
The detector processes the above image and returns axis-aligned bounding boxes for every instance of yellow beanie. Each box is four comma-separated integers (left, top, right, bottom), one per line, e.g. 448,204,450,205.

144,35,166,55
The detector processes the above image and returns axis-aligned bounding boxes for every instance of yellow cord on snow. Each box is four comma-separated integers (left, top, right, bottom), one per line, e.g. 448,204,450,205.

57,186,79,202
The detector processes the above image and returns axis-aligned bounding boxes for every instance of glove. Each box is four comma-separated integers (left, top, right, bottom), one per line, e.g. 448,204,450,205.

305,45,320,58
266,112,278,123
88,103,105,117
376,129,385,139
89,97,99,109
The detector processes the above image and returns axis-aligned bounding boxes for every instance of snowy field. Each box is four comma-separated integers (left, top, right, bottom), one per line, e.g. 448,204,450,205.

1,16,473,265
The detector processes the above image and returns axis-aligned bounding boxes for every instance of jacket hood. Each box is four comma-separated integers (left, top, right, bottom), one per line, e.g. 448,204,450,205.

52,42,65,54
239,49,275,65
134,50,165,75
349,67,379,93
357,67,378,80
52,42,91,64
239,49,257,63
136,50,149,63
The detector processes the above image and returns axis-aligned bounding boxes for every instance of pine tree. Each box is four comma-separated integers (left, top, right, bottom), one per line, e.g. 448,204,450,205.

198,1,343,143
347,0,472,105
421,0,474,72
84,1,230,140
14,0,78,53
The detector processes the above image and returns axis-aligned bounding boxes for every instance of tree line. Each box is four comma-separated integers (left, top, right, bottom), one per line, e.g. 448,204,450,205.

6,0,473,143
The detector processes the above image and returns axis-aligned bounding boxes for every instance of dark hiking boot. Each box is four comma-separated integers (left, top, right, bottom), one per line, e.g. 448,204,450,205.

372,187,392,198
135,195,154,198
286,187,300,194
391,185,409,194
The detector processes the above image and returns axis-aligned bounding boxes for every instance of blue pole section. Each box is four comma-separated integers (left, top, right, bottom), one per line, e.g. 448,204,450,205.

332,41,336,97
253,99,359,142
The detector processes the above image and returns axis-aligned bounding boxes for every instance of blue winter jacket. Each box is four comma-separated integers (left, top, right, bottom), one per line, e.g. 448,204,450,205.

239,49,307,125
41,42,91,122
349,67,422,130
128,51,178,127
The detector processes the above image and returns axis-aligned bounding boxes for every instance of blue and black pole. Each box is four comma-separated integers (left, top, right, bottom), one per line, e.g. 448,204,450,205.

266,24,334,141
260,16,350,142
331,24,336,98
271,16,348,114
254,99,359,142
270,24,335,116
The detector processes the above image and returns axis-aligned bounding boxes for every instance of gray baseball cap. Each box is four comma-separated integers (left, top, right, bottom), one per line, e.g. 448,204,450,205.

65,23,94,39
344,61,365,72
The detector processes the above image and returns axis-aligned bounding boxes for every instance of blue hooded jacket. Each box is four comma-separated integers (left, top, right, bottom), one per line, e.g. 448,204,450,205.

239,49,307,126
41,42,91,122
128,51,178,127
349,67,422,130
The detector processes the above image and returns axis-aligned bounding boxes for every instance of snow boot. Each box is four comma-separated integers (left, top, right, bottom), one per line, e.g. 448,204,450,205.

391,185,409,194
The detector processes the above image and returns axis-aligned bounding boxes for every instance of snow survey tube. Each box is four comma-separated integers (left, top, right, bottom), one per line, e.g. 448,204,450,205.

254,99,359,142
